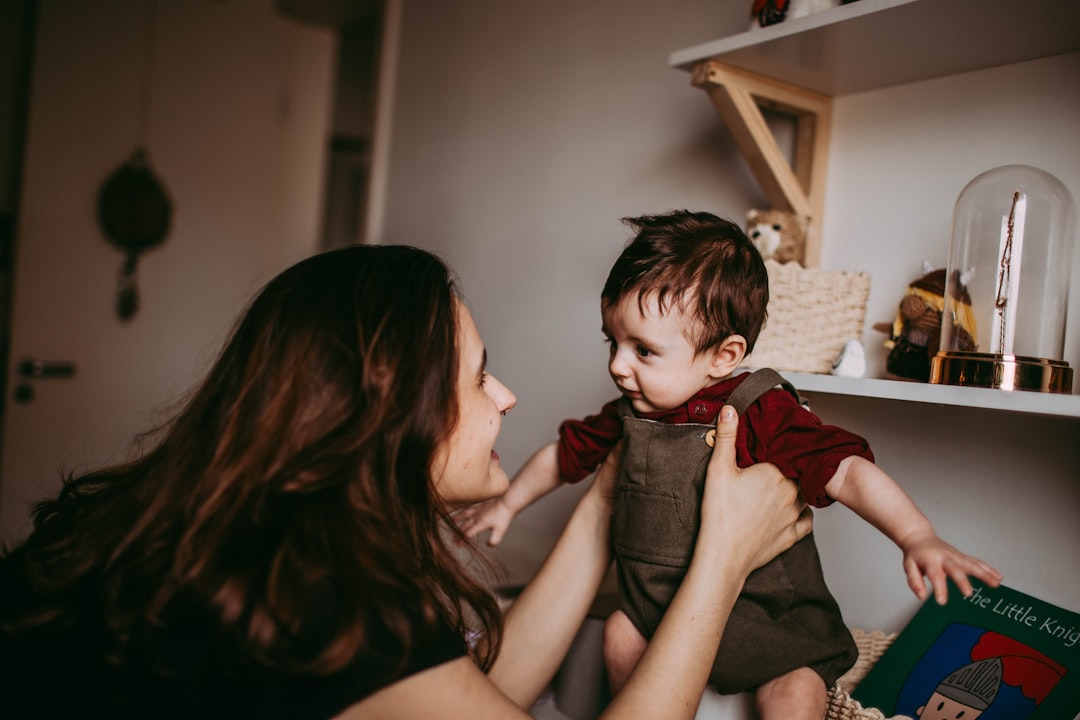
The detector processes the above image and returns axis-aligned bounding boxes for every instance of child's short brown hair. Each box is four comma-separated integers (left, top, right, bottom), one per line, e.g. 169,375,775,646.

601,210,769,353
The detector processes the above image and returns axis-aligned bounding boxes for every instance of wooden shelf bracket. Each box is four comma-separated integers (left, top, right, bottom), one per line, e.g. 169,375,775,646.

691,60,832,266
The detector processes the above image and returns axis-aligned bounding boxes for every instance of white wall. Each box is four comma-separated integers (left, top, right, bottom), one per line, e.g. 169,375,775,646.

824,52,1080,381
381,0,767,553
816,52,1080,625
380,0,1080,632
0,0,336,543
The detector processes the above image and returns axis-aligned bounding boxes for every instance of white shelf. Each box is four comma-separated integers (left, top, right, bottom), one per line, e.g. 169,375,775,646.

669,0,1080,96
681,1,1080,420
777,371,1080,419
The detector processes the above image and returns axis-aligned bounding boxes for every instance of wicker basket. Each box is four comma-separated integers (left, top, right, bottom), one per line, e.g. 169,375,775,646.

744,260,871,375
825,629,914,720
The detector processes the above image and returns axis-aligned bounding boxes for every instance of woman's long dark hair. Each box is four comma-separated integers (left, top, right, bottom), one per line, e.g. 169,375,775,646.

0,245,502,678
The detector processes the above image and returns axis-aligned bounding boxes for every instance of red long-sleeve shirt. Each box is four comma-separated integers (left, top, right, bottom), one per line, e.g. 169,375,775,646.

556,373,874,508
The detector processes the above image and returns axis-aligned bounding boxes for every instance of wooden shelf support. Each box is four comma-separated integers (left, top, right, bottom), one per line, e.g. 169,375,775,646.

691,60,832,266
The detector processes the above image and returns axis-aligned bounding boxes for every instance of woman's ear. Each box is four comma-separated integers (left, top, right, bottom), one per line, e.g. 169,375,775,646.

708,335,747,379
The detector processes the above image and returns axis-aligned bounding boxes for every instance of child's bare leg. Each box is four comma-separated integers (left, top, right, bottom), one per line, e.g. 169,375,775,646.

602,609,648,694
755,666,827,720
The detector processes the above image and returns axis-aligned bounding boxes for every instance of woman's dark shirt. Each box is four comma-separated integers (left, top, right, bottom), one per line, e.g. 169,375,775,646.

0,556,467,719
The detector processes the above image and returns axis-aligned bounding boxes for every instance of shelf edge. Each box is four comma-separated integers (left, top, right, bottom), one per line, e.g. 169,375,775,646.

669,0,916,71
772,371,1080,419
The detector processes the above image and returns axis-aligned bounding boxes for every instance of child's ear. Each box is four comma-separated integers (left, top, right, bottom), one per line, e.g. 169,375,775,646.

708,335,747,378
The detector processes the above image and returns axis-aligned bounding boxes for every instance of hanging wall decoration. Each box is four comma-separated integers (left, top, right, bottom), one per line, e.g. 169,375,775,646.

96,0,172,322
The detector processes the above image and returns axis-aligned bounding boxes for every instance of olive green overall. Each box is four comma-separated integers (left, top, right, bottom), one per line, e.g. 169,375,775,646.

610,369,858,693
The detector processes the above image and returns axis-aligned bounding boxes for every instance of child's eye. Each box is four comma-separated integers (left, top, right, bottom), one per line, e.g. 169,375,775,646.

636,345,651,358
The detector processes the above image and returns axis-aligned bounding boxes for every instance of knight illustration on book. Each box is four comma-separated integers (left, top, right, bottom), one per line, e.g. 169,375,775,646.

917,656,1002,720
906,626,1067,720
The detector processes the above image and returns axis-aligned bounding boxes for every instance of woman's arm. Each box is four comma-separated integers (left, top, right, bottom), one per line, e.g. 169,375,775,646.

342,448,617,720
485,442,619,705
343,406,810,719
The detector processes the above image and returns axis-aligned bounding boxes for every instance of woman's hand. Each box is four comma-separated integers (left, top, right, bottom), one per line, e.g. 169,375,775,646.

698,405,812,576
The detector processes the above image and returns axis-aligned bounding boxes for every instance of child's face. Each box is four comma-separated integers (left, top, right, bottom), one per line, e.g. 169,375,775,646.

602,292,725,414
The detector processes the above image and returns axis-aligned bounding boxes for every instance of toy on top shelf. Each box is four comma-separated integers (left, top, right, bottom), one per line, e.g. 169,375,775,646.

749,0,860,28
746,208,809,265
873,262,976,382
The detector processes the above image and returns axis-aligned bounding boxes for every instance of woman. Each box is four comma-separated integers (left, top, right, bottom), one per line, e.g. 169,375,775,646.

0,244,809,719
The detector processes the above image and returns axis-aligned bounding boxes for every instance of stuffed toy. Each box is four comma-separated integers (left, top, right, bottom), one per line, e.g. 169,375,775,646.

746,208,808,265
750,0,856,27
872,262,977,382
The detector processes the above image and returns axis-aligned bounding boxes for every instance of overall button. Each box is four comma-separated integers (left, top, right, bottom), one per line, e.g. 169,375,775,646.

704,429,716,447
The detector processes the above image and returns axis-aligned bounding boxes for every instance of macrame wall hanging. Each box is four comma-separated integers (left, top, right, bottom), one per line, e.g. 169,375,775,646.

96,0,173,322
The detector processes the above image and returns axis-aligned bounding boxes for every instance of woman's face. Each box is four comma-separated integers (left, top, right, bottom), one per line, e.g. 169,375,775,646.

432,302,517,508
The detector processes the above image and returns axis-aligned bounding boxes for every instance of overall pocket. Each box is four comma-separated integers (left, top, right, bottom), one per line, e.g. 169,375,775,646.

611,484,698,567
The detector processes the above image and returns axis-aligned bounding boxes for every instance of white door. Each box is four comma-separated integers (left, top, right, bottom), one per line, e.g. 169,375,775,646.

0,0,335,545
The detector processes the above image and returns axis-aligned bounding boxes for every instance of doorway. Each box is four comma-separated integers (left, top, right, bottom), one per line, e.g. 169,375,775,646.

0,0,38,489
0,1,339,544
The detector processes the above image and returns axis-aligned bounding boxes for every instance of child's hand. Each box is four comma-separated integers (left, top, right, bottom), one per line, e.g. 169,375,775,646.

456,497,517,546
900,532,1003,605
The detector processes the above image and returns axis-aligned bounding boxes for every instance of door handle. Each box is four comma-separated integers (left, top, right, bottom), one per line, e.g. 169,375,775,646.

13,358,77,404
17,359,77,379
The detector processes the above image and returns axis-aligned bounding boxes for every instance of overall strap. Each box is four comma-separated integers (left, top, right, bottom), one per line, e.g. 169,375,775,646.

725,368,801,416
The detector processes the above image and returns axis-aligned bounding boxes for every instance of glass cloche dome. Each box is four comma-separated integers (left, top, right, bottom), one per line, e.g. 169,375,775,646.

931,165,1077,393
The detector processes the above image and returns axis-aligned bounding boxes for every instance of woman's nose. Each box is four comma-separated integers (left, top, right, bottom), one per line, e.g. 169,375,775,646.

492,376,517,415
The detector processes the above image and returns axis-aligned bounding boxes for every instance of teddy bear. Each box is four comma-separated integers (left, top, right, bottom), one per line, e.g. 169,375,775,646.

872,262,977,382
745,208,808,265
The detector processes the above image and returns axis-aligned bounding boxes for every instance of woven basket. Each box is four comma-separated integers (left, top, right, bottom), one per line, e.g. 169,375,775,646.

744,260,871,375
825,629,914,720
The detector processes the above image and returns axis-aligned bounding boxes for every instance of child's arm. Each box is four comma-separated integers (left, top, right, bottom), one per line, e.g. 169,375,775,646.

456,441,564,546
825,456,1003,604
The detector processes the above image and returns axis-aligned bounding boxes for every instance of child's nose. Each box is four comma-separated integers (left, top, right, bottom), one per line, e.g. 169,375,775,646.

609,351,630,379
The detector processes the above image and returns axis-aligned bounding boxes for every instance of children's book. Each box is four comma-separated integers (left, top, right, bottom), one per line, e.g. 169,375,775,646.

852,580,1079,719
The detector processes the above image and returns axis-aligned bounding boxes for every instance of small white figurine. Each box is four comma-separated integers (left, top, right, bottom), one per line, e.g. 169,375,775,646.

831,338,866,377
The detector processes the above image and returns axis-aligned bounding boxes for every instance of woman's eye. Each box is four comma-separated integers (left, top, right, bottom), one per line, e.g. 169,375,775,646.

480,372,490,387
